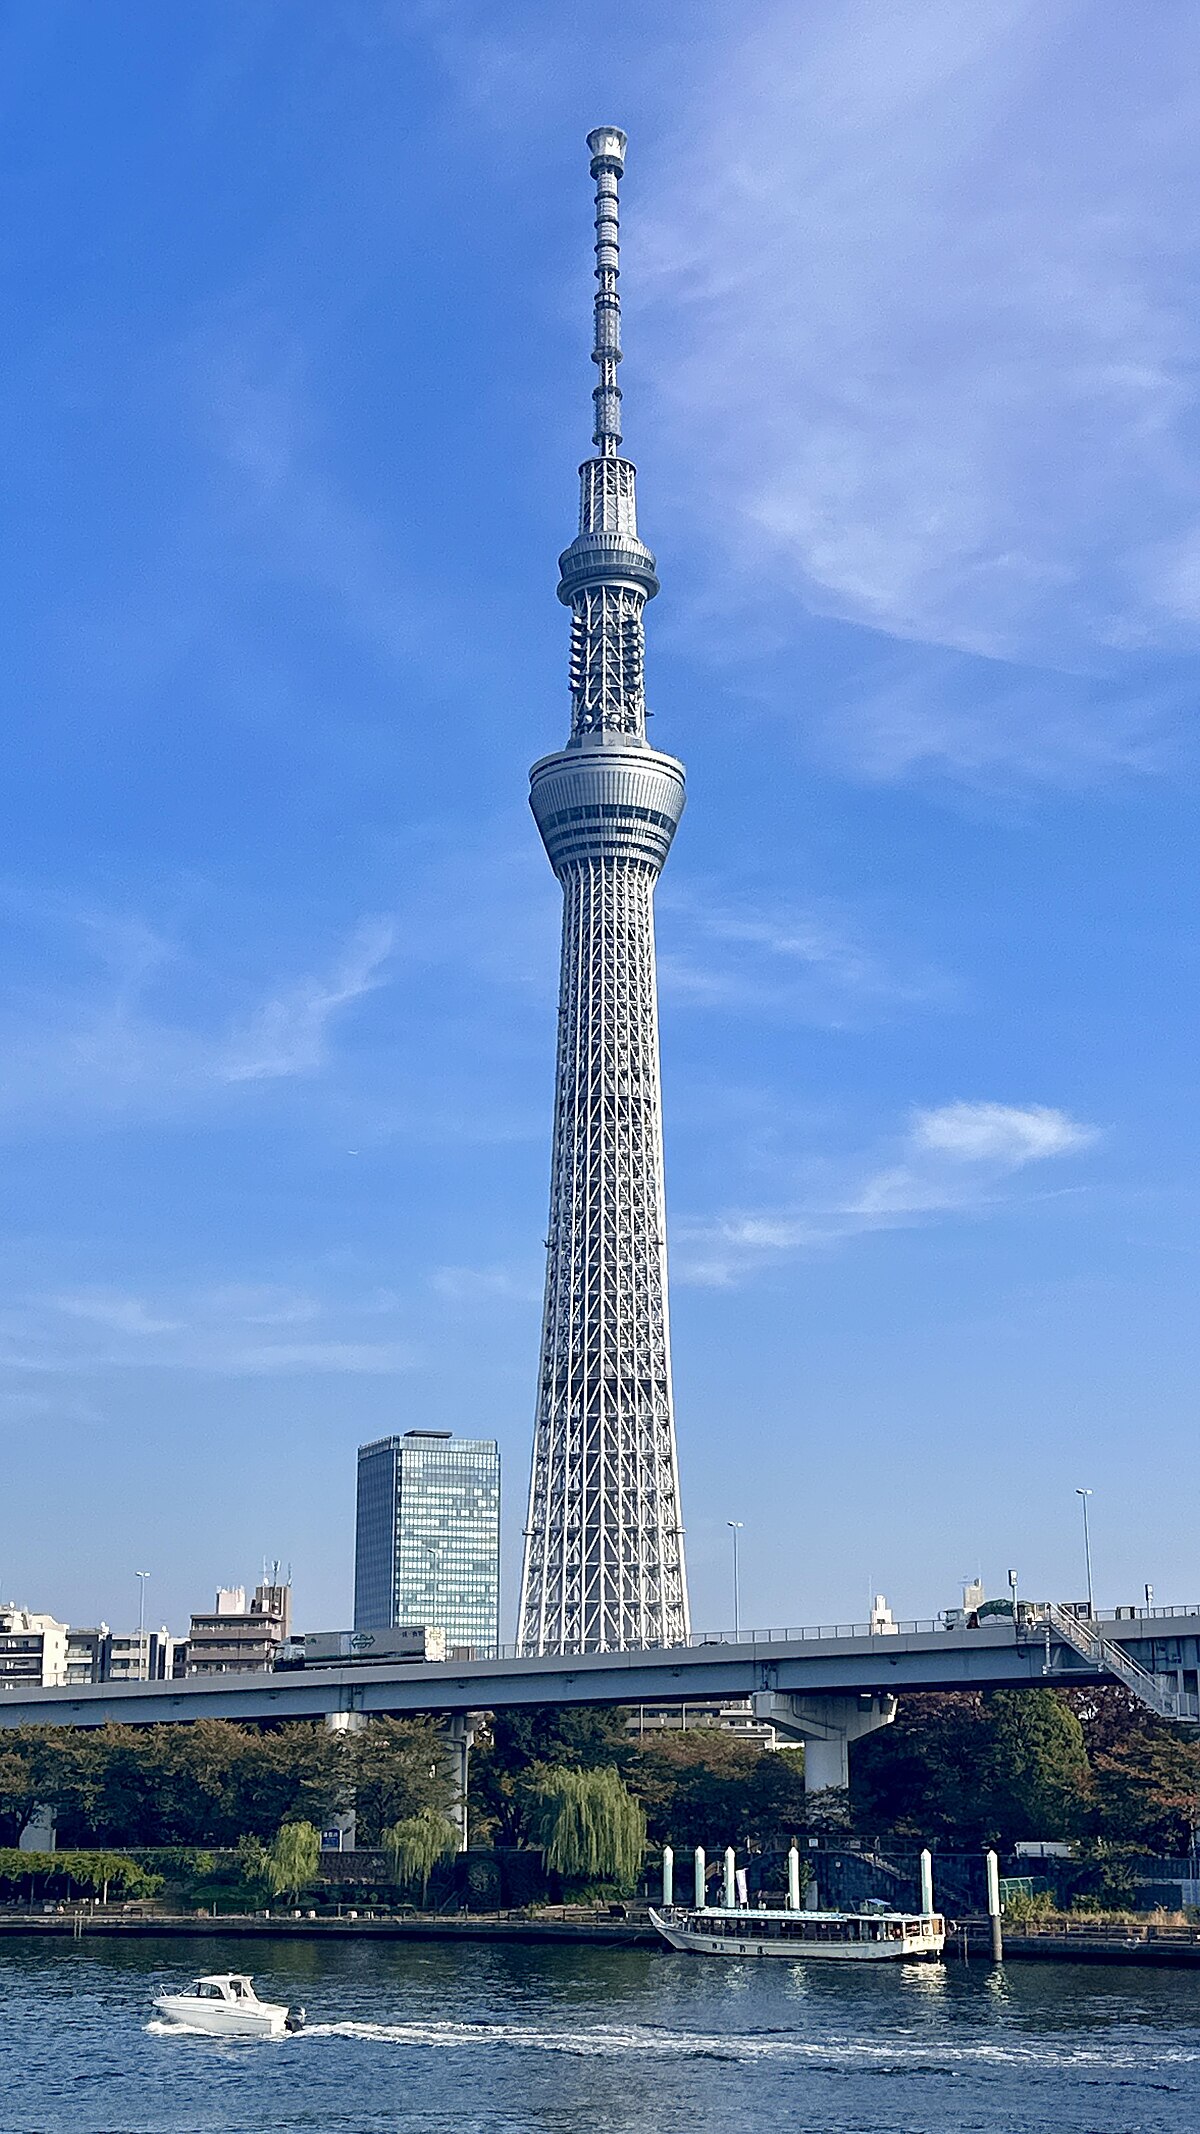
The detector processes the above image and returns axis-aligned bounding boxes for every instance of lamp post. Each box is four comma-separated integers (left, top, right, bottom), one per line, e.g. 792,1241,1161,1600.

1075,1490,1094,1617
136,1570,151,1681
727,1522,744,1643
1008,1568,1018,1634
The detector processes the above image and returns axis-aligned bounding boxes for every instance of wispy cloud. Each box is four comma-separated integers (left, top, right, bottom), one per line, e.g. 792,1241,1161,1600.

198,322,421,668
659,883,947,1023
220,919,394,1082
52,1290,181,1338
911,1100,1095,1165
2,1282,415,1378
0,893,396,1125
429,1263,543,1306
676,1098,1099,1284
639,0,1200,694
808,656,1183,790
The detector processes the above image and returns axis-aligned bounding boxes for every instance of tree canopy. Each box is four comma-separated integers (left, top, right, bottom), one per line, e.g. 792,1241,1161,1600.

851,1686,1196,1851
525,1765,645,1891
0,1717,454,1849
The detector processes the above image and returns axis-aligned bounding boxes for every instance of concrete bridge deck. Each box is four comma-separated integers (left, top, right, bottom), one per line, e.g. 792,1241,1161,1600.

1,1608,1196,1732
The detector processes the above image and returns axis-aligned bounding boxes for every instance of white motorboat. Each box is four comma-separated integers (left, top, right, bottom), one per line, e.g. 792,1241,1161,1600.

649,1904,946,1961
152,1972,306,2038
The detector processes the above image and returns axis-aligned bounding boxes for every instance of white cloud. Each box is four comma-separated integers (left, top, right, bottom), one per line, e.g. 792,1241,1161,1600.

676,1094,1099,1283
638,0,1200,683
219,919,395,1082
430,1264,542,1306
1,1282,415,1379
912,1100,1097,1165
52,1291,180,1337
0,895,397,1123
658,884,947,1024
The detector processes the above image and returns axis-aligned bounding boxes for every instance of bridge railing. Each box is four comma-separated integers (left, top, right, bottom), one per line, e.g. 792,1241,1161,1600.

311,1606,1200,1667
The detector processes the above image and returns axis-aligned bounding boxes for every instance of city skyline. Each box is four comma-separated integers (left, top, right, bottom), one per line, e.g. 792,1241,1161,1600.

3,7,1200,1636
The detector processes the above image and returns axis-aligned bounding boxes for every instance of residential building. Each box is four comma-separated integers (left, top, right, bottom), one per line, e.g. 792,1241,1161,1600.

65,1626,104,1685
354,1431,500,1654
66,1624,184,1684
626,1699,779,1749
186,1580,292,1676
0,1607,68,1689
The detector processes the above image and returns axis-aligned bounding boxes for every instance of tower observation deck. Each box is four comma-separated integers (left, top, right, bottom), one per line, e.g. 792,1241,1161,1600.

517,128,690,1655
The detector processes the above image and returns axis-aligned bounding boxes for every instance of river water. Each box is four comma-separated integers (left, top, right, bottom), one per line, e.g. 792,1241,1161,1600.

1,1934,1198,2133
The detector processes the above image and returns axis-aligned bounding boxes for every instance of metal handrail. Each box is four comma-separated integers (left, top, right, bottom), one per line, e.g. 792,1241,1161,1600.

1037,1601,1182,1719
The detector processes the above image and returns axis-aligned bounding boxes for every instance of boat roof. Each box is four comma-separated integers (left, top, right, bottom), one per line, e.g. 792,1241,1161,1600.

194,1973,254,1987
666,1907,941,1924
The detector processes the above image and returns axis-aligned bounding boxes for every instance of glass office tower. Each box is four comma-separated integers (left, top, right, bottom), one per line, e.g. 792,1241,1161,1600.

353,1431,500,1653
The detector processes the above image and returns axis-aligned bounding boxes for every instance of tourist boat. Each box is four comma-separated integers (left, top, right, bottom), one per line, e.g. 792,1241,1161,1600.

152,1973,307,2037
648,1904,946,1960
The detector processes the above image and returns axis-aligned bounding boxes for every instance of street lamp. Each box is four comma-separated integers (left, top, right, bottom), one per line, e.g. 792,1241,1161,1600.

727,1522,744,1643
1075,1491,1094,1617
136,1570,151,1681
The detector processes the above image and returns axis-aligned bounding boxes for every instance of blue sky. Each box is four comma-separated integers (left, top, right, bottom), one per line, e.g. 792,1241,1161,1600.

2,0,1198,1639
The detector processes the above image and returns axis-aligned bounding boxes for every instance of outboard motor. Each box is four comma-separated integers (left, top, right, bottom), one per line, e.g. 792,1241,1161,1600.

285,2005,306,2033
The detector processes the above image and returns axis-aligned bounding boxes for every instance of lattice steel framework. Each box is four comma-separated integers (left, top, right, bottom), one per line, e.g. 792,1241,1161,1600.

518,128,690,1654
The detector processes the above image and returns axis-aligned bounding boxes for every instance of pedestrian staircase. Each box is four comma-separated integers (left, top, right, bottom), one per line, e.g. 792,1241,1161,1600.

1038,1601,1185,1720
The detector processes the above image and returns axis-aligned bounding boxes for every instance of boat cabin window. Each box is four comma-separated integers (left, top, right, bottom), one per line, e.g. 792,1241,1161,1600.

196,1983,225,1999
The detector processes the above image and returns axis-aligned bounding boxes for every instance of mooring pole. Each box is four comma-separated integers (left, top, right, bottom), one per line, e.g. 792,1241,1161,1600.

787,1843,801,1911
723,1846,736,1910
661,1844,674,1907
693,1845,706,1910
919,1848,934,1917
985,1848,1003,1962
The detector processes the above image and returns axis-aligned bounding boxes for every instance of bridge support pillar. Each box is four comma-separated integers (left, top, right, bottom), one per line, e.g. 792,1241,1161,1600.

440,1714,482,1852
752,1691,896,1793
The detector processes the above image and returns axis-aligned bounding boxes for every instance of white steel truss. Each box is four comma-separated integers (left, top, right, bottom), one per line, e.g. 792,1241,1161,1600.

520,856,688,1652
518,128,691,1654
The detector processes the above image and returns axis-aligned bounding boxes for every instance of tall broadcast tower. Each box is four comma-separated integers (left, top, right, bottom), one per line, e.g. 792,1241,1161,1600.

517,128,690,1656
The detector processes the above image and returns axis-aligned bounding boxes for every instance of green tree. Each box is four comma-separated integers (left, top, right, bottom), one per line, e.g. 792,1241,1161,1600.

382,1809,460,1898
1065,1686,1200,1854
263,1820,321,1901
0,1716,448,1852
982,1690,1090,1841
0,1740,41,1847
471,1706,631,1845
352,1717,457,1845
630,1731,809,1850
525,1765,645,1892
852,1693,1001,1840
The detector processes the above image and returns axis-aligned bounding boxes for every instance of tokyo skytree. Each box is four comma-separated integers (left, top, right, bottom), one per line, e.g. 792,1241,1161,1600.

517,127,690,1655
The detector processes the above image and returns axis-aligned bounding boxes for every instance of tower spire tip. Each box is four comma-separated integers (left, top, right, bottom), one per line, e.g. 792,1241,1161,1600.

586,125,626,174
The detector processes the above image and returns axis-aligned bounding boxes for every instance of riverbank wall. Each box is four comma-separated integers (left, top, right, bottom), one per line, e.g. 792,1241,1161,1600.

0,1909,656,1947
7,1910,1200,1962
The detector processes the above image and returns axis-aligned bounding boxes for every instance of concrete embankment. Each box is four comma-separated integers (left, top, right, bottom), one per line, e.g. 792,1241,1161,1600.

7,1912,1200,1963
0,1910,658,1947
954,1919,1200,1966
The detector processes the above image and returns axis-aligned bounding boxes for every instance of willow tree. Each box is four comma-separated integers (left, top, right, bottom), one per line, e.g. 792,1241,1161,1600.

264,1820,321,1902
527,1766,645,1892
382,1809,460,1898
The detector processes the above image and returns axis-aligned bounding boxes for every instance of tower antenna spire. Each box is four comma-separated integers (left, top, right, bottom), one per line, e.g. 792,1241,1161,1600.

586,126,627,457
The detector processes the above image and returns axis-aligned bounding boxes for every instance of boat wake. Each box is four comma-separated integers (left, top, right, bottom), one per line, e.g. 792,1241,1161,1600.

297,2017,1200,2072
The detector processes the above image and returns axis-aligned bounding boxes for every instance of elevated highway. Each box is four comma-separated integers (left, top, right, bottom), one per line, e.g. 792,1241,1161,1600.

1,1606,1196,1791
